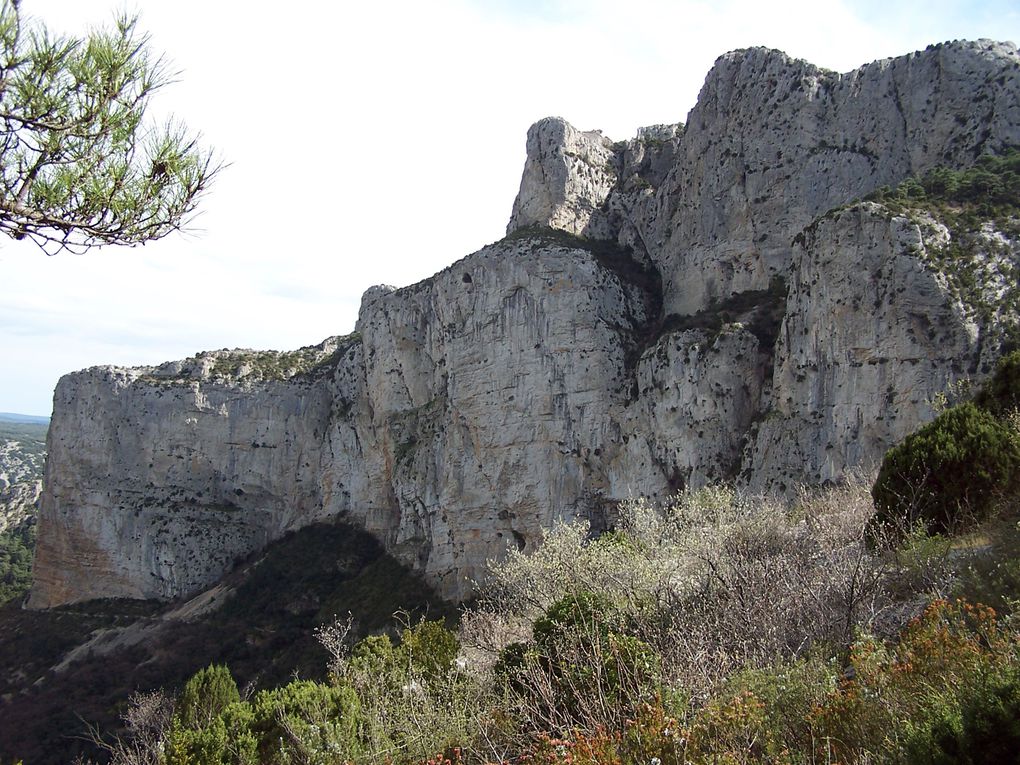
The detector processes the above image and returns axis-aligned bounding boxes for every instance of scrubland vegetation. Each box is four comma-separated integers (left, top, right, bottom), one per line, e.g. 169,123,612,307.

73,354,1020,765
8,154,1020,765
0,517,35,604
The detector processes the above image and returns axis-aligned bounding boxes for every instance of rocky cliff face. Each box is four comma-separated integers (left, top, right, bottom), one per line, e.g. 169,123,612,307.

30,40,1020,607
624,41,1020,316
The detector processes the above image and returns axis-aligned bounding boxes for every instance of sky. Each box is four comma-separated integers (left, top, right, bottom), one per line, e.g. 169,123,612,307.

1,0,1018,417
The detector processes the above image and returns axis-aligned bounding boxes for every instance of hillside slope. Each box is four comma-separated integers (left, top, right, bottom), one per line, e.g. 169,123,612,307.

0,519,452,765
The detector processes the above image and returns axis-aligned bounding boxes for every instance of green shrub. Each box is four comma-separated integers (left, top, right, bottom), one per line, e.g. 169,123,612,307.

904,672,1020,765
175,664,240,730
165,677,360,765
347,633,396,676
872,402,1020,533
811,599,1018,763
249,681,361,764
974,350,1020,415
867,148,1020,217
397,619,459,682
0,521,36,606
499,592,660,733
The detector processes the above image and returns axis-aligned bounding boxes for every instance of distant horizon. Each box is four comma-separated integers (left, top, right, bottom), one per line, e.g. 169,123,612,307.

0,412,50,424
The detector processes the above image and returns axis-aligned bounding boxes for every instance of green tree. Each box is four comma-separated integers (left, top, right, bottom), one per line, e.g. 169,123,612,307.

0,0,217,253
872,402,1020,533
974,350,1020,415
176,664,240,731
398,618,459,682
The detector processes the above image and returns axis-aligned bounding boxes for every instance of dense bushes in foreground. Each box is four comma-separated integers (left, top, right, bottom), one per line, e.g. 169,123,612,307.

89,472,1020,765
873,351,1020,534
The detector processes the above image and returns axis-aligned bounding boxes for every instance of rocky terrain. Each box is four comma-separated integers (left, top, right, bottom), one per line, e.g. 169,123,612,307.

29,40,1020,608
0,418,46,533
0,419,46,489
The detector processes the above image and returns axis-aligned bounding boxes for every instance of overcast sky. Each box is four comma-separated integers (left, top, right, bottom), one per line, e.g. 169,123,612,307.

2,0,1018,416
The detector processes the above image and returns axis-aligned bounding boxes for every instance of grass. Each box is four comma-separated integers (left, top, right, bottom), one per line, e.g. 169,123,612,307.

141,333,363,385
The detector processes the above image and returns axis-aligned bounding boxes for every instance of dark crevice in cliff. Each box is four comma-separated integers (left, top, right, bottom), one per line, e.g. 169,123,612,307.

503,224,667,374
629,276,788,378
503,225,661,294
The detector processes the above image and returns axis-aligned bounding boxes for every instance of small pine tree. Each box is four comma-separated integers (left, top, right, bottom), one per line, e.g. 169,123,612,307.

974,350,1020,415
175,664,240,730
398,619,459,682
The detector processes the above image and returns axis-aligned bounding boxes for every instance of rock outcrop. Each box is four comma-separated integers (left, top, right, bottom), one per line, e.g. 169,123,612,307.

507,118,619,238
30,40,1020,607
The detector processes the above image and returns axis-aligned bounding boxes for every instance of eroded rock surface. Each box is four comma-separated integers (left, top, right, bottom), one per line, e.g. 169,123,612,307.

507,117,619,238
30,40,1020,607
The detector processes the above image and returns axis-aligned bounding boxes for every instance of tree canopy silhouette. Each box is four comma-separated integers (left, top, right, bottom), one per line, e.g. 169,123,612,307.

0,0,218,253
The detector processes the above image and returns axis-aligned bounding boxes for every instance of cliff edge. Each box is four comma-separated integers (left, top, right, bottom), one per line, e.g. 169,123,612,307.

29,39,1020,607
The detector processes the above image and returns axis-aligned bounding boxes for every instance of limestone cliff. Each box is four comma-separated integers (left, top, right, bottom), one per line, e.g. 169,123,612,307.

30,40,1020,607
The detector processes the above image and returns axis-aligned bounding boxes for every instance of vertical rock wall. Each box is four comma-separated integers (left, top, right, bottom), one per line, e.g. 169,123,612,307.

29,40,1020,607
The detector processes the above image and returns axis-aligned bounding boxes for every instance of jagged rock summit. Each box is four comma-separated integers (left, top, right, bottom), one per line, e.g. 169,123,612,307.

29,40,1020,608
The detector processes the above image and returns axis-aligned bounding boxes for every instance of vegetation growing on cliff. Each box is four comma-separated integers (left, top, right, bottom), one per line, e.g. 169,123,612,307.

0,516,34,604
865,149,1020,225
0,417,46,606
205,336,359,382
138,334,362,385
79,464,1020,764
866,150,1020,351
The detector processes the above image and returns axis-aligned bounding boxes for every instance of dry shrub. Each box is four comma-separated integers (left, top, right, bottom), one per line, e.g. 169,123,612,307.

469,477,893,737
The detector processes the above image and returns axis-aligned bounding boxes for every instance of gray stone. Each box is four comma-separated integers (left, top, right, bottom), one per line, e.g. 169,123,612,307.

28,40,1020,607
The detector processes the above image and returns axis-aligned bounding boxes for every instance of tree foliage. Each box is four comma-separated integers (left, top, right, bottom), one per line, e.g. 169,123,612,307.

873,351,1020,535
974,350,1020,416
0,518,34,605
175,664,239,732
866,148,1020,217
0,0,217,253
872,402,1020,533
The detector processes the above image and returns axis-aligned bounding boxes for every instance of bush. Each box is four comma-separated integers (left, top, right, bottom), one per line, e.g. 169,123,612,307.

334,621,488,763
905,672,1020,765
872,402,1020,533
398,619,459,682
496,592,660,734
0,521,36,606
175,664,240,731
974,350,1020,416
164,676,361,765
811,599,1018,763
249,681,361,764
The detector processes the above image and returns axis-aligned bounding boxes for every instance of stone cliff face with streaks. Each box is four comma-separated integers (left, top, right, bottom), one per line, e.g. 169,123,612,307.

29,40,1020,607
